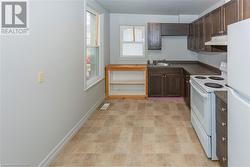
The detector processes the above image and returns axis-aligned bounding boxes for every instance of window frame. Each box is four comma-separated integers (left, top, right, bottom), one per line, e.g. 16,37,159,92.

84,7,104,90
120,25,146,59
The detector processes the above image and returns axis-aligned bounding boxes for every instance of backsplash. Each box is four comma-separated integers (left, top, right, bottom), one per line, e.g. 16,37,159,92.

197,52,227,68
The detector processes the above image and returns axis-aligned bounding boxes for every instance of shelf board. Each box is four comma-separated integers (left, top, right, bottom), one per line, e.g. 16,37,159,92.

110,80,145,85
110,91,146,96
107,95,147,100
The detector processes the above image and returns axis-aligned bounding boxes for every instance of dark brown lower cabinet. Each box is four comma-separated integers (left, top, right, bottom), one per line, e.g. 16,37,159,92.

148,68,182,97
216,96,228,167
165,74,182,96
148,73,164,96
183,71,190,108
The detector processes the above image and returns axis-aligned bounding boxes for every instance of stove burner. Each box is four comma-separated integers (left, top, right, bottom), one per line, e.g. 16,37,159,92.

208,76,224,81
204,82,224,88
195,76,207,79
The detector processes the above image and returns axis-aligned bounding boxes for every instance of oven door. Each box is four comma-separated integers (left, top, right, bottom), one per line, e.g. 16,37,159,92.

190,81,212,136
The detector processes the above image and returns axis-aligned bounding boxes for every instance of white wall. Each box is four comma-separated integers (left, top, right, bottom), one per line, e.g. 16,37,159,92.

0,0,109,166
197,52,227,68
110,14,198,64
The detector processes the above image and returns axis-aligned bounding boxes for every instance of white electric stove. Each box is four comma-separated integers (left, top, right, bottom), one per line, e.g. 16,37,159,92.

191,75,228,92
190,74,228,160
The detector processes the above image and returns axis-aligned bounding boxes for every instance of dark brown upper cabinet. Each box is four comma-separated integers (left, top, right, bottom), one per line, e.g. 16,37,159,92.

187,23,194,51
148,23,190,50
194,21,199,50
198,18,205,51
203,14,213,52
187,0,244,53
223,0,240,33
188,21,199,51
187,24,193,50
240,0,250,20
161,23,189,36
147,23,162,50
211,7,224,36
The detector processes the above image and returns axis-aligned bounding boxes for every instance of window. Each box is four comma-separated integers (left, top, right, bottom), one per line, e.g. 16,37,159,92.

85,8,102,89
120,26,145,58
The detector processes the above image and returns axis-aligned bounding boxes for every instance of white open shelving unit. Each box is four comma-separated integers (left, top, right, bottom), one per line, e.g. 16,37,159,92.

106,65,148,99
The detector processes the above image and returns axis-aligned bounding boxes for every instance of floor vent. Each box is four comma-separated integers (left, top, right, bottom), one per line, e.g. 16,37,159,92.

100,103,110,110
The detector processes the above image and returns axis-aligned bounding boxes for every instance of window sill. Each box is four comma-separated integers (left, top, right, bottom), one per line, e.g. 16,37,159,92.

120,56,147,61
84,77,104,91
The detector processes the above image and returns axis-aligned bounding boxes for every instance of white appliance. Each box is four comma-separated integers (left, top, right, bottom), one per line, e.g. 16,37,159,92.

228,19,250,167
190,75,228,160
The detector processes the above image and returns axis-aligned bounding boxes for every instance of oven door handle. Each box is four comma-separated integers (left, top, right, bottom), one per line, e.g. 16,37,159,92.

190,81,208,98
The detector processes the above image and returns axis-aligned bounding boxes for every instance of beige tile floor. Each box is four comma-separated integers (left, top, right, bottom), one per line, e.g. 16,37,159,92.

50,98,220,167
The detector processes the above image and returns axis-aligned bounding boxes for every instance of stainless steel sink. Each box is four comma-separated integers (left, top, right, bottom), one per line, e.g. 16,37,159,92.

156,62,170,66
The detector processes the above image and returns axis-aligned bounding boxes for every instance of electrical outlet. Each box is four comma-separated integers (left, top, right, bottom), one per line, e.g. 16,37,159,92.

38,72,45,83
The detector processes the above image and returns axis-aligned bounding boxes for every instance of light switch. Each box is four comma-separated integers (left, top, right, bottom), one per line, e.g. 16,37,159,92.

38,72,45,83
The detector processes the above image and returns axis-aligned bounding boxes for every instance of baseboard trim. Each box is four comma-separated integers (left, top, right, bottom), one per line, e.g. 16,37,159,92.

38,95,105,167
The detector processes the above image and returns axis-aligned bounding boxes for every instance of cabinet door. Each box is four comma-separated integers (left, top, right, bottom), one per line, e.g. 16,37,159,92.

211,7,227,52
194,21,199,51
161,23,189,36
148,73,164,97
198,18,205,51
223,0,240,33
241,0,250,20
165,74,181,97
189,23,196,51
184,73,190,108
204,14,213,52
187,24,192,50
211,7,224,36
147,23,162,50
216,97,228,167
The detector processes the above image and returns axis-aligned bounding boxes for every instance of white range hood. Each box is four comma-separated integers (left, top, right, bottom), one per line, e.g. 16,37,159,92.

205,35,228,46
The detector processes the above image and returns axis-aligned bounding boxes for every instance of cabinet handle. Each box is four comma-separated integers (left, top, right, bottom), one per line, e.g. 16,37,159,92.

222,122,226,126
222,157,227,162
221,107,226,112
222,137,227,142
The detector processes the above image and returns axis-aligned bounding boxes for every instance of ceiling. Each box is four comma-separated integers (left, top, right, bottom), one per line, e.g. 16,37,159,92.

95,0,221,15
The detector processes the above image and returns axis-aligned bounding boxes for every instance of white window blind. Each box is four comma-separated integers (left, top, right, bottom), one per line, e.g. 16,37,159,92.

120,26,145,57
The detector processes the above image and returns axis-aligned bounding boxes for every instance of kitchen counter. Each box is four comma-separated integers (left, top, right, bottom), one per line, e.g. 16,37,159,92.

215,91,228,104
148,61,220,75
106,64,147,70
